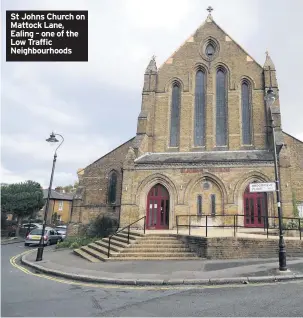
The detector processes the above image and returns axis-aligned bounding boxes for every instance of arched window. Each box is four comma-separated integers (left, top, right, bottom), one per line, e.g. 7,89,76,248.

241,81,252,145
108,172,117,204
194,70,205,146
170,82,181,147
216,69,227,146
197,195,202,216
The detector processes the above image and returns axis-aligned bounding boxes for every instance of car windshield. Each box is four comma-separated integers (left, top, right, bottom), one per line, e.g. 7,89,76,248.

30,229,43,235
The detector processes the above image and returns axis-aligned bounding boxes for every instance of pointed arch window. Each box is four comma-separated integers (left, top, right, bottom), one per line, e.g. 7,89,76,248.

108,171,117,204
216,69,227,146
197,195,202,216
170,82,181,147
194,70,206,146
241,81,252,145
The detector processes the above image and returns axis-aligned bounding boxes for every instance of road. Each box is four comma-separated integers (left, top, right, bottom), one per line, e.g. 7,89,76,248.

1,242,303,317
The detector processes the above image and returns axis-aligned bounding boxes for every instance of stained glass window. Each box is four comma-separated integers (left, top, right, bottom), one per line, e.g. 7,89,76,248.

108,172,117,204
216,70,227,146
194,71,205,146
241,82,252,145
170,83,181,147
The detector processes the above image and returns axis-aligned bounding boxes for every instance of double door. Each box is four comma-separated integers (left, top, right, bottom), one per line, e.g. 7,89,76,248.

244,190,267,228
146,184,169,230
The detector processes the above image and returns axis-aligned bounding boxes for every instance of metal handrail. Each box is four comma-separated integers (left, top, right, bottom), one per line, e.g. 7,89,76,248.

107,216,146,258
176,214,302,239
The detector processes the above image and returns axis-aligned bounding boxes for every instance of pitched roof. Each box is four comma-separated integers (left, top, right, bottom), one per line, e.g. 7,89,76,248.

43,189,74,201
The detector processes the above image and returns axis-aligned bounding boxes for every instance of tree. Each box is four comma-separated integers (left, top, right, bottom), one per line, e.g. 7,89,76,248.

1,181,45,236
55,181,79,193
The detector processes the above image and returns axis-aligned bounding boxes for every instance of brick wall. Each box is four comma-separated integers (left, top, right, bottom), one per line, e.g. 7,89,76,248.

177,235,303,259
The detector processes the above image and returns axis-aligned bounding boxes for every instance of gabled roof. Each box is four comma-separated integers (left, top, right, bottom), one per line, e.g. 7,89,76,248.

43,189,74,201
159,13,262,70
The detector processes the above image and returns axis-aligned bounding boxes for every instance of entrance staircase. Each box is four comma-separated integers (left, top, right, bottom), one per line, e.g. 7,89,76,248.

74,229,199,262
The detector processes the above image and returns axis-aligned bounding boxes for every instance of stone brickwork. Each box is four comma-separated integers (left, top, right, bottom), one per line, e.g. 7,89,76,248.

67,138,134,236
69,12,303,238
178,235,303,259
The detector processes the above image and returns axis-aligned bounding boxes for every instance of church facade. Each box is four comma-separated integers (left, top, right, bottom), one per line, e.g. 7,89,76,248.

68,12,303,235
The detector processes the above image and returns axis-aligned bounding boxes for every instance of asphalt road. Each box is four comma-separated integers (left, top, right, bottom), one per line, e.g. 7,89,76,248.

1,243,303,317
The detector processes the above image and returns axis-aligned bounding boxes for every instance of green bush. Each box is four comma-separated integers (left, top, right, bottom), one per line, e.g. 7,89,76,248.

56,215,119,249
85,215,118,238
56,236,99,249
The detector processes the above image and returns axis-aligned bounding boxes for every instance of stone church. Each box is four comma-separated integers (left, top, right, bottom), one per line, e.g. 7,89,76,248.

68,10,303,236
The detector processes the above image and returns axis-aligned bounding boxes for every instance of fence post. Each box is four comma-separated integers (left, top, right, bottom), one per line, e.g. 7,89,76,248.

108,237,111,258
206,215,208,237
144,216,146,234
189,216,191,236
233,215,236,237
176,216,179,234
266,216,269,239
299,218,301,241
127,225,130,243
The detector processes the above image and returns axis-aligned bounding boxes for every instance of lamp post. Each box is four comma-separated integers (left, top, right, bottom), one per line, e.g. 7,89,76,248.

36,132,64,262
265,88,287,271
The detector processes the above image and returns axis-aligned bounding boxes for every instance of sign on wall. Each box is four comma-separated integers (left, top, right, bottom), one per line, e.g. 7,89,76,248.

249,182,276,193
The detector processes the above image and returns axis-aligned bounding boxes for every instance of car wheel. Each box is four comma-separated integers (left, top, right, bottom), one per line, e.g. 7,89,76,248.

24,243,29,246
58,238,63,243
46,240,51,246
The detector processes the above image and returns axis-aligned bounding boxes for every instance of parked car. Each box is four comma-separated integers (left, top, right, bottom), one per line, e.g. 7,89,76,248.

22,223,43,237
55,225,67,240
24,227,63,246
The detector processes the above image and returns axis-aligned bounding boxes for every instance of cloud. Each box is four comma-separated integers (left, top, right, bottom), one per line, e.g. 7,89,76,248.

1,0,303,188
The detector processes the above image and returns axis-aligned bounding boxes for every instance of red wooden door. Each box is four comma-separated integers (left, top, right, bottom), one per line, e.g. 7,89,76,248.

146,184,169,230
244,186,267,227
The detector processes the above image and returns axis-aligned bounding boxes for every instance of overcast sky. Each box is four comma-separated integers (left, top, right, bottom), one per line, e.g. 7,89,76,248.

1,0,303,188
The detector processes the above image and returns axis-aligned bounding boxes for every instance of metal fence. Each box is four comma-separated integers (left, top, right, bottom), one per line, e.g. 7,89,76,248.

176,214,302,240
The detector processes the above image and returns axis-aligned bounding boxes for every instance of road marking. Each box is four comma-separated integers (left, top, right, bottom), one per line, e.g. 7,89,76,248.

9,251,303,290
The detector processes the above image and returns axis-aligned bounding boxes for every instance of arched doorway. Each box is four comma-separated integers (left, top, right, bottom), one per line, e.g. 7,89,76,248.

146,184,169,230
243,185,268,227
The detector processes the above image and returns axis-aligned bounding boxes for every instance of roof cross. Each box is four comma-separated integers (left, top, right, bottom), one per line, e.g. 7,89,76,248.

207,6,213,14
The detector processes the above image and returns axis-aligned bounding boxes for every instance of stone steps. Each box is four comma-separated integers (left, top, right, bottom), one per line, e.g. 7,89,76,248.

73,230,200,262
73,248,101,263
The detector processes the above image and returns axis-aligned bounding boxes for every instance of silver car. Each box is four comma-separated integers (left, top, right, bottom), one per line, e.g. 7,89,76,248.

24,227,63,246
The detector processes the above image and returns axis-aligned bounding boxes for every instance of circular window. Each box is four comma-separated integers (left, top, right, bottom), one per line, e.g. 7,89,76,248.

203,182,211,190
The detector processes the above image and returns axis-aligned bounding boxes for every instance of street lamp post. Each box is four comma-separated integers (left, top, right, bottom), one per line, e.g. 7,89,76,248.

36,132,64,262
265,88,287,271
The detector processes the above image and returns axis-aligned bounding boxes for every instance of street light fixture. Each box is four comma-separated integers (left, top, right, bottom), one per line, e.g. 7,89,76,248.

36,132,64,262
265,87,287,271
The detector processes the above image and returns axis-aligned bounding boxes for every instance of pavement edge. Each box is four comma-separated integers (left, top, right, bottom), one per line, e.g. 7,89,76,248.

20,251,303,287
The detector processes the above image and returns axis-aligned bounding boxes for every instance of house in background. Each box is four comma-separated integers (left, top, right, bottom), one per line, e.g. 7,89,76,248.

39,189,74,224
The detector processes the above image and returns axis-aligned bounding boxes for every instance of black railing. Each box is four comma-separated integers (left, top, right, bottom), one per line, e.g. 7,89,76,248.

107,216,146,258
176,214,302,240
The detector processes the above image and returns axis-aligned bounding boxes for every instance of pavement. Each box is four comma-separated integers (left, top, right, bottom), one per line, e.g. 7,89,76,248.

21,247,303,286
3,243,303,317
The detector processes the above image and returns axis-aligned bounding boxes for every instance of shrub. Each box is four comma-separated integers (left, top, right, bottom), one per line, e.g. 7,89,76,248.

56,235,99,249
86,215,118,238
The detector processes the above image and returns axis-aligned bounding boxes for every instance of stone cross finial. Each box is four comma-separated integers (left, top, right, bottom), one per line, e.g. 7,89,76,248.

152,54,156,61
207,6,213,14
265,50,269,56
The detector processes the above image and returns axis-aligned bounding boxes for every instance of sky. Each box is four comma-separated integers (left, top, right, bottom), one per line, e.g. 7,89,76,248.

1,0,303,188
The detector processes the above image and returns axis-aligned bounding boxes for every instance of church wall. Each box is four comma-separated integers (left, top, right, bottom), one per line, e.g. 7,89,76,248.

150,19,267,153
120,165,277,229
279,133,303,217
68,138,134,236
